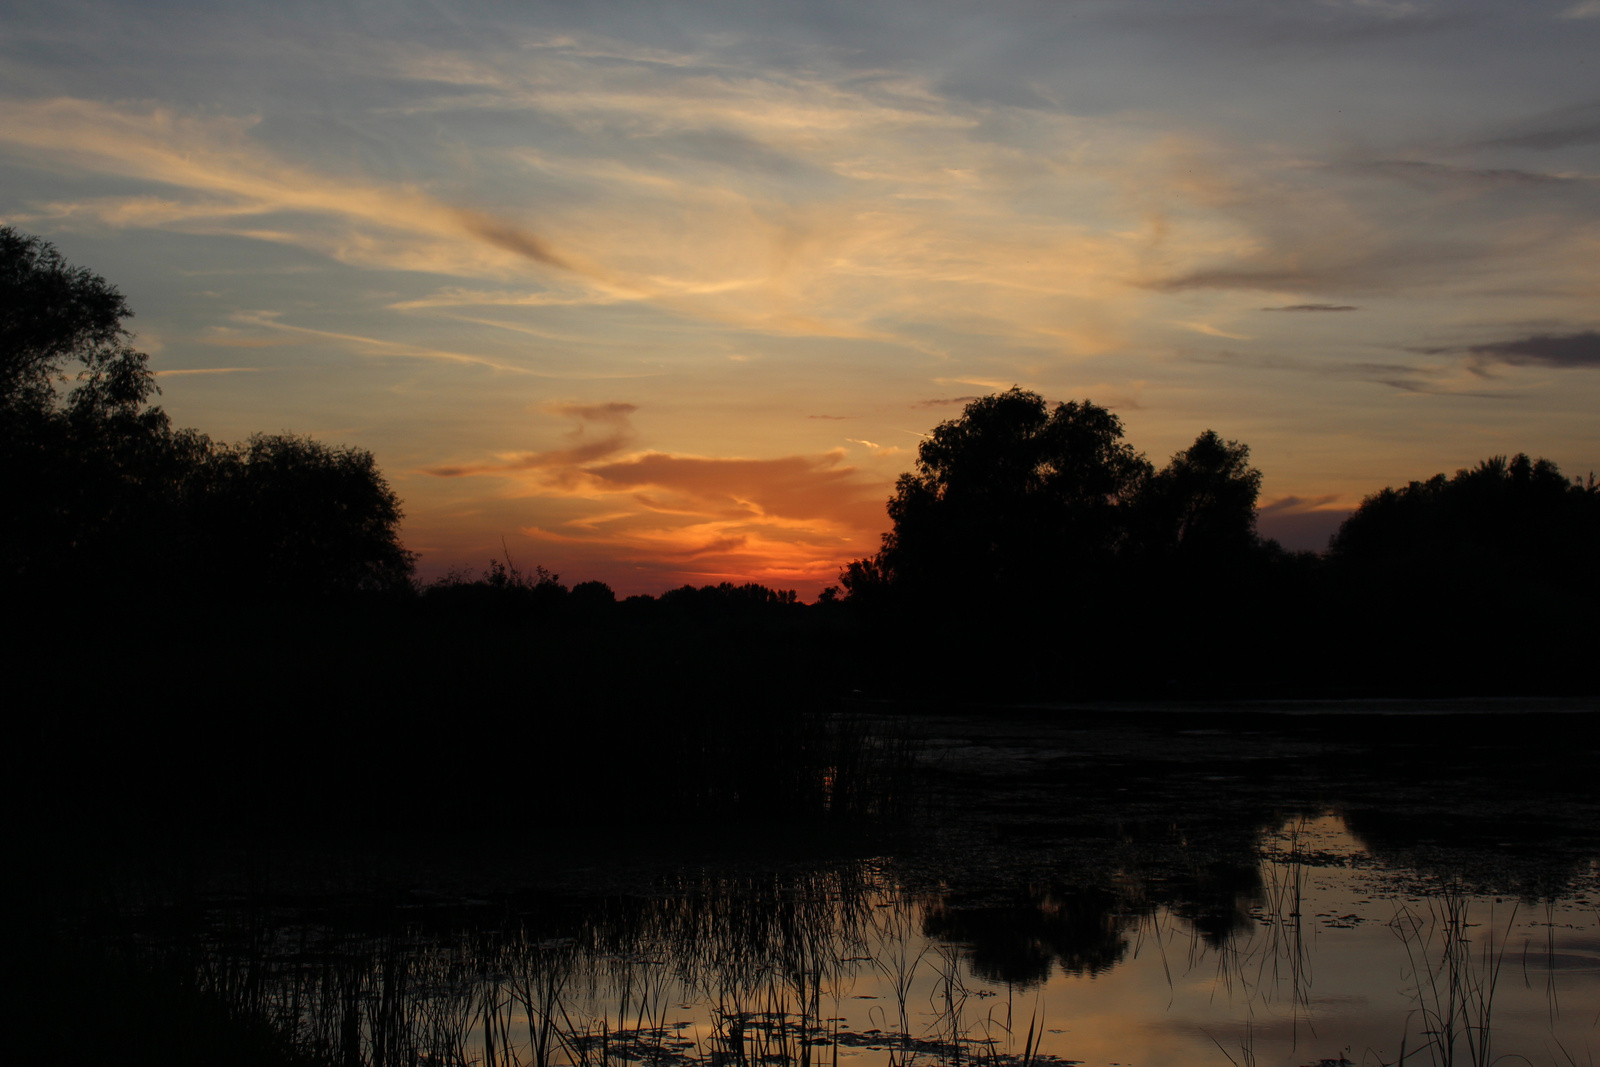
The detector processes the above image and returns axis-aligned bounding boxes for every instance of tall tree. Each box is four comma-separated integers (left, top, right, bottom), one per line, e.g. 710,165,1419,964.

1138,430,1264,561
195,434,416,596
847,388,1150,605
0,225,153,415
1,227,414,597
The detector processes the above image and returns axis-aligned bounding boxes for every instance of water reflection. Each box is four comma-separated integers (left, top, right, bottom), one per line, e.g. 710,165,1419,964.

126,814,1597,1067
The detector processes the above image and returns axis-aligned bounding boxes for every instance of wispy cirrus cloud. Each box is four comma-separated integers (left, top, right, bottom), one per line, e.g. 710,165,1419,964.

0,98,592,283
1335,158,1591,189
1467,330,1600,368
0,60,1177,354
1189,347,1516,398
1410,330,1600,371
424,402,638,477
1473,101,1600,150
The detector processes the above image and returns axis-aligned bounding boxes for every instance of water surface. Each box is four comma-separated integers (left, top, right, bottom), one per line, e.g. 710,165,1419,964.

106,705,1600,1067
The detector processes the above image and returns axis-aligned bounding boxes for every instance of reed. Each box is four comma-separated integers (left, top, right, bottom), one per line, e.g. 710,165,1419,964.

1389,886,1517,1067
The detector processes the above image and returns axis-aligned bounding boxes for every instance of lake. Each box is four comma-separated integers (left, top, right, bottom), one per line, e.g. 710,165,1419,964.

79,702,1600,1067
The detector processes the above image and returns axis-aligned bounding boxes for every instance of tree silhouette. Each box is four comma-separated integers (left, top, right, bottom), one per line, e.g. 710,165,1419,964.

837,389,1296,695
1139,430,1264,562
0,226,153,415
1,227,413,598
195,434,415,596
1330,453,1594,580
847,388,1150,607
1324,453,1599,691
1,227,186,589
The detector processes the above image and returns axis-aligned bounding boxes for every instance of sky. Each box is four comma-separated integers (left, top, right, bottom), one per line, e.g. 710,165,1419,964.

3,0,1598,596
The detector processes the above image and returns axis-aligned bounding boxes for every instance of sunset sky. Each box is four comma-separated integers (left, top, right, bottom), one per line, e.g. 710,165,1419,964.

4,0,1598,596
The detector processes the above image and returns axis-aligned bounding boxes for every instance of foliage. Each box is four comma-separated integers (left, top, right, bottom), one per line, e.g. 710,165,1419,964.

195,434,416,596
857,388,1152,603
657,581,800,616
422,553,570,614
1138,429,1264,561
1330,453,1598,586
0,227,413,597
846,389,1271,615
0,225,154,415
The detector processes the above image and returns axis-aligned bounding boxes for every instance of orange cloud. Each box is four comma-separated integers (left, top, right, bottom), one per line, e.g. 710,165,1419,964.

424,401,638,477
583,451,883,529
418,402,891,593
532,450,888,591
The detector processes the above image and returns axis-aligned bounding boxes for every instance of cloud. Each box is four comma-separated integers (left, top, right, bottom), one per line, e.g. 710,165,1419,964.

454,210,570,269
933,377,1018,391
1561,1,1600,19
1176,320,1252,340
1133,131,1600,300
197,38,1168,350
0,77,1151,353
530,449,890,591
1262,304,1359,312
224,310,537,373
424,401,638,477
1190,348,1516,398
1464,330,1600,369
549,401,638,423
1146,235,1557,297
912,397,980,408
1475,102,1600,151
1258,494,1344,516
1339,159,1584,189
584,451,883,529
0,98,586,282
420,402,892,591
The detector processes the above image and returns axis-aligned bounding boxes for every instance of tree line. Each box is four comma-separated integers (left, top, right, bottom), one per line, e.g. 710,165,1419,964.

837,387,1599,696
5,226,1597,695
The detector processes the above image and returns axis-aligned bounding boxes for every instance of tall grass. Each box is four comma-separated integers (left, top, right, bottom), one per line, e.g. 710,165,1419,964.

1390,887,1517,1067
95,871,1081,1067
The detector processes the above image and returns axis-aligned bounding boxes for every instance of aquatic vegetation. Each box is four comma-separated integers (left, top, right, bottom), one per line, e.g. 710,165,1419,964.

1389,889,1517,1067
